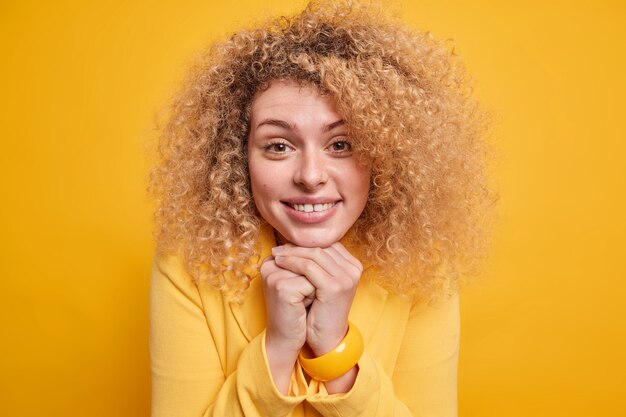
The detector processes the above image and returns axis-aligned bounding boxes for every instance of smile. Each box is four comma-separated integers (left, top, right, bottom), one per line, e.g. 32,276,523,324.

281,200,342,224
288,202,336,213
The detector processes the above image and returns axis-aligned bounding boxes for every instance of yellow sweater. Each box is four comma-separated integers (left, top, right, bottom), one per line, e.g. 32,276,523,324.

150,227,460,416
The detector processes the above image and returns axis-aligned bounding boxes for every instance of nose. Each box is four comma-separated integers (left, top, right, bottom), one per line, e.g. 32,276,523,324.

293,150,328,190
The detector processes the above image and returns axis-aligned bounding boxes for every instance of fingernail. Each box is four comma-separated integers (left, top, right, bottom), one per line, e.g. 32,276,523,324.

272,246,284,255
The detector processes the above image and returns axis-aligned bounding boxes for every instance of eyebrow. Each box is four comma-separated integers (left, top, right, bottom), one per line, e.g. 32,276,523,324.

256,118,345,132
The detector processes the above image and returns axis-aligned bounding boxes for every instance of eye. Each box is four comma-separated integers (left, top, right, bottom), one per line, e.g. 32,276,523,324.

328,140,352,153
265,141,292,153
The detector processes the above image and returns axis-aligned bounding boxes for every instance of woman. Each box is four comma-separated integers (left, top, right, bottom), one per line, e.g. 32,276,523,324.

148,1,496,416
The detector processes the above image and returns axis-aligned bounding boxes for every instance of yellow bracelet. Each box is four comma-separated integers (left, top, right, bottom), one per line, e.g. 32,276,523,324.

298,321,364,382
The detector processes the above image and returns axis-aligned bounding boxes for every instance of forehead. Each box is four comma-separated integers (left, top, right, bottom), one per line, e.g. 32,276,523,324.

249,80,342,125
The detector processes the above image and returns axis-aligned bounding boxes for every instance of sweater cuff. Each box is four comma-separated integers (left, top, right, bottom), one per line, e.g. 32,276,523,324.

237,330,307,415
306,350,380,417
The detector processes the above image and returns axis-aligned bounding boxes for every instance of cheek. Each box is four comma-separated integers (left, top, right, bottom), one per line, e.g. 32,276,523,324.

249,165,280,208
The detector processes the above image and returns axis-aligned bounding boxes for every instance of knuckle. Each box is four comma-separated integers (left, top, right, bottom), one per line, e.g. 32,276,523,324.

260,259,275,275
302,259,314,275
260,267,268,279
273,277,295,297
326,281,342,293
264,274,279,287
340,279,354,292
349,262,363,280
273,279,288,293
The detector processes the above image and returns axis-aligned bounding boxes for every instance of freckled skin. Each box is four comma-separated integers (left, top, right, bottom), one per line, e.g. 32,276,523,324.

247,80,371,247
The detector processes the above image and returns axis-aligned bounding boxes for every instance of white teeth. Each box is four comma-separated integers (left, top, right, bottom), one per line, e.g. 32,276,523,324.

289,202,335,213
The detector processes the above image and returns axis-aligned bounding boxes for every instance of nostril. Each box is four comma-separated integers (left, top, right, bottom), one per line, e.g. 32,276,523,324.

293,163,328,188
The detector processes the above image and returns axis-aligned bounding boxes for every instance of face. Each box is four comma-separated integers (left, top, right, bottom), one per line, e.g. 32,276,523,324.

247,80,371,248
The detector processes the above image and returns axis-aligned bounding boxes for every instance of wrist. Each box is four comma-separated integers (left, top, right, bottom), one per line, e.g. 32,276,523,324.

324,364,359,394
266,326,305,353
309,324,349,356
265,333,301,365
264,332,300,396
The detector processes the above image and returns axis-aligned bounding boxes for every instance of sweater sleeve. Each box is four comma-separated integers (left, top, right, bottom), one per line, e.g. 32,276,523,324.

306,293,460,417
149,256,307,417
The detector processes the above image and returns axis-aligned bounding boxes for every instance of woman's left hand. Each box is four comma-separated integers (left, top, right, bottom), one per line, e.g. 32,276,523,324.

271,242,363,356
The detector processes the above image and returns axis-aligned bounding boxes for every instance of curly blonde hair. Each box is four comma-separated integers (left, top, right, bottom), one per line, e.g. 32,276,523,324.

148,0,498,302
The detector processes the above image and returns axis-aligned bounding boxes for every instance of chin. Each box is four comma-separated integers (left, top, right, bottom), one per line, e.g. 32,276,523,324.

282,229,345,248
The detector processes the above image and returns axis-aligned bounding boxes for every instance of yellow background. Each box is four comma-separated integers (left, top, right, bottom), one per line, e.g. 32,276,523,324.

1,1,624,416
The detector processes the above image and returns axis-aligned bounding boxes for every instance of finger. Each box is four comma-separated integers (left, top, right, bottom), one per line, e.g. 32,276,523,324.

262,254,313,275
330,242,363,271
273,255,331,290
272,246,344,277
265,267,301,280
260,257,279,280
271,273,316,304
289,275,316,300
323,245,361,281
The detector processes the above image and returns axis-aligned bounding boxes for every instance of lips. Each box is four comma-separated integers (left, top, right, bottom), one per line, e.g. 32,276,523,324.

281,200,341,224
286,202,336,213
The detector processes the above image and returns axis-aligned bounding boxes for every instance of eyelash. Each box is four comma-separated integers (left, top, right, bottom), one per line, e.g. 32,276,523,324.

264,140,293,154
262,138,352,156
327,138,352,154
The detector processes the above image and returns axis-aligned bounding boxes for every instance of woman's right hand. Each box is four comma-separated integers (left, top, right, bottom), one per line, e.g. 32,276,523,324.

260,255,316,394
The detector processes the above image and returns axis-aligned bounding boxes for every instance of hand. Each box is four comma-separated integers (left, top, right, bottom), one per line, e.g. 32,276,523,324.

272,242,363,356
260,256,316,354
